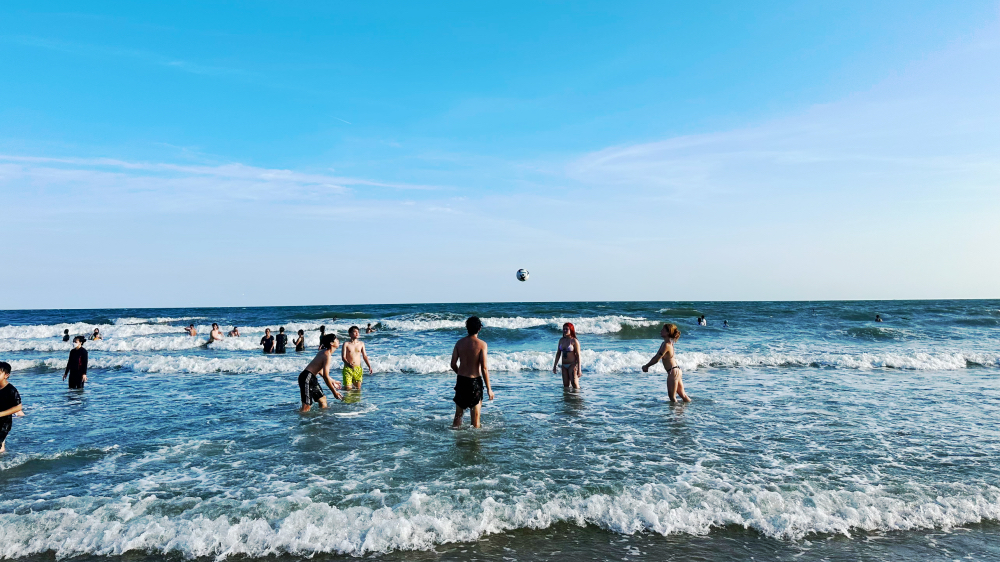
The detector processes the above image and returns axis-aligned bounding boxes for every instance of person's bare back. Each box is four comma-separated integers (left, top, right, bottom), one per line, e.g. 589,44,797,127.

452,336,487,378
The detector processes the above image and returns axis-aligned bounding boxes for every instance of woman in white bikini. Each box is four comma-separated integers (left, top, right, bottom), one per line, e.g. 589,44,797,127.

642,323,690,403
552,322,582,389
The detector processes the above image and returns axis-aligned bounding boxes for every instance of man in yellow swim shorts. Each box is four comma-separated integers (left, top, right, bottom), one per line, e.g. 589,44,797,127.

341,326,374,390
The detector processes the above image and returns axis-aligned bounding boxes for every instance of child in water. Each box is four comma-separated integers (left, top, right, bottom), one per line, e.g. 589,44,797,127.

0,361,25,453
642,323,691,403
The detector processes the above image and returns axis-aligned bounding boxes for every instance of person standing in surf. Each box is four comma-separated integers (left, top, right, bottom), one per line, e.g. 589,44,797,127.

317,325,326,350
184,324,197,336
228,326,241,337
0,362,25,454
298,333,343,412
63,336,89,389
642,323,691,403
552,322,582,389
208,323,224,344
90,328,103,341
451,316,494,429
341,326,374,390
294,329,305,352
62,329,70,342
275,327,288,354
260,328,275,354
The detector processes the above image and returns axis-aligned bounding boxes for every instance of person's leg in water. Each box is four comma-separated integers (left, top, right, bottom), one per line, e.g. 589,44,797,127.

561,365,580,389
452,405,466,428
667,368,691,403
675,371,691,402
470,403,482,428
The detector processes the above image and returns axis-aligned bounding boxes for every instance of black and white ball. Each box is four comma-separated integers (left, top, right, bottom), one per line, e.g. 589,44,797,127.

516,269,529,282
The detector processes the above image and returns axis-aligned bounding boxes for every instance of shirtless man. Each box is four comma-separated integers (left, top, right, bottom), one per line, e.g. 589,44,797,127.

208,323,224,344
450,316,494,428
642,323,691,403
341,326,374,390
365,323,375,334
298,333,344,412
228,326,241,337
184,324,197,337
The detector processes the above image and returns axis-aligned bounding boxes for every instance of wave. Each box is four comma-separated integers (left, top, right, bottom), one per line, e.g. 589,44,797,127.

0,322,184,340
380,315,659,334
113,316,206,325
844,326,912,341
11,349,1000,375
0,481,997,558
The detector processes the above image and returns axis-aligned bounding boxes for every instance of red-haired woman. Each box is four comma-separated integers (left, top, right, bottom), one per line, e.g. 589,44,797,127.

552,323,582,389
642,323,691,403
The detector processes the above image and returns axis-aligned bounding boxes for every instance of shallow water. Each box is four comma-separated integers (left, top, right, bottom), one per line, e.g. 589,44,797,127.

1,300,999,560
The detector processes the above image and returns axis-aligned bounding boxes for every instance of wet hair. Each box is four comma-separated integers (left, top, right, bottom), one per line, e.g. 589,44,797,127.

320,333,338,348
319,325,326,334
297,329,304,336
265,328,271,333
279,327,285,333
73,335,87,344
663,323,681,340
349,325,360,335
63,329,69,334
466,316,482,335
212,323,218,329
562,322,576,339
0,361,10,375
93,328,100,333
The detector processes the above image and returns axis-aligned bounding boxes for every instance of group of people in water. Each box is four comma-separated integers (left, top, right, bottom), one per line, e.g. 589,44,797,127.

0,316,693,452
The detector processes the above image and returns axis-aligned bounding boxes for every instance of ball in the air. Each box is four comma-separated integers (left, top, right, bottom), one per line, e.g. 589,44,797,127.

516,269,529,282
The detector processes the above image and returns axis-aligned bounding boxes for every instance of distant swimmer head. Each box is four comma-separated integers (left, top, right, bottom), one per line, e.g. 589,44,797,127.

212,323,219,329
264,328,271,334
320,333,338,349
63,329,69,335
279,327,285,333
466,316,483,335
662,323,681,341
562,323,576,338
297,329,304,336
93,328,100,334
319,325,326,334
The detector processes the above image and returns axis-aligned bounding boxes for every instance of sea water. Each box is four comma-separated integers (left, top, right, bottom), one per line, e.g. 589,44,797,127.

1,300,999,561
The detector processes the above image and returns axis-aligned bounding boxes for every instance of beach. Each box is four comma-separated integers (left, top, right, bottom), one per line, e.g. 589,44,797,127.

1,300,999,561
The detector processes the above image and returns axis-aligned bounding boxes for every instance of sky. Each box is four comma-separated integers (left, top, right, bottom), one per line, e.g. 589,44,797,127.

2,1,999,309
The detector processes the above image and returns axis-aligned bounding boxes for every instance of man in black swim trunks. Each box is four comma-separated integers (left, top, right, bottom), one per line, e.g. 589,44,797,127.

0,362,24,453
298,333,343,412
63,336,88,389
450,316,495,429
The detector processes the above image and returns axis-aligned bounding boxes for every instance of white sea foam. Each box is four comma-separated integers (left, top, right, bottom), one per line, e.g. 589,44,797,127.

13,349,998,375
379,315,658,334
0,482,997,558
114,316,206,325
0,322,184,340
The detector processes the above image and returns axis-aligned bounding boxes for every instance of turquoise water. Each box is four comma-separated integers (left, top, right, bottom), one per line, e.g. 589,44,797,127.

1,301,999,561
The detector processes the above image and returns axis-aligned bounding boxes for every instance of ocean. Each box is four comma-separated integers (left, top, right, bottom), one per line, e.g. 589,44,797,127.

1,300,999,561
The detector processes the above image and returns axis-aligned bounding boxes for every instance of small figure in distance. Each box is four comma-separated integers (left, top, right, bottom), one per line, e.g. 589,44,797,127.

697,315,707,327
208,323,224,344
62,329,70,342
552,322,582,389
723,320,729,328
342,326,374,391
875,314,883,322
64,336,89,389
317,325,326,350
642,323,691,403
365,323,376,334
228,326,241,337
294,329,305,352
0,361,25,454
298,333,344,412
260,328,275,354
451,316,494,429
184,324,198,337
91,328,103,341
275,327,288,354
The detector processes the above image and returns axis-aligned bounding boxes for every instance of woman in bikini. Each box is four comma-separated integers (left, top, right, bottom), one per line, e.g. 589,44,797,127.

552,322,582,389
642,323,691,403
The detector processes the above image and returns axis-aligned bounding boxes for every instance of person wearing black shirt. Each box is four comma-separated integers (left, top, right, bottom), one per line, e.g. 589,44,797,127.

63,336,89,389
260,328,275,354
62,329,70,342
0,361,24,453
275,327,288,354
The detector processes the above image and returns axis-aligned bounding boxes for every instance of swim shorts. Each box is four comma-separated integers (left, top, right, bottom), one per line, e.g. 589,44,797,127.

68,373,85,389
298,370,325,405
453,376,484,409
342,364,363,387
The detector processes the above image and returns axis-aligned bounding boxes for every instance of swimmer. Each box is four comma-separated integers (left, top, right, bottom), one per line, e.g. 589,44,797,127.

91,328,103,341
341,326,374,390
275,327,288,354
62,329,70,342
642,323,691,403
260,328,275,354
0,362,25,454
298,333,344,412
294,329,305,352
184,324,197,337
317,325,326,350
697,315,707,327
63,336,89,389
451,316,494,429
228,326,241,337
723,320,729,328
208,323,224,344
551,322,582,389
365,323,376,334
876,314,883,322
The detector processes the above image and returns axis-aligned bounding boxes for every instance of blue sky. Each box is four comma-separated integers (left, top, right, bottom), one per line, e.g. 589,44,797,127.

2,1,999,308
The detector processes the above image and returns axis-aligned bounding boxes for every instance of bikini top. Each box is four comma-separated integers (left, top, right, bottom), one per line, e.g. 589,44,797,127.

559,340,575,353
